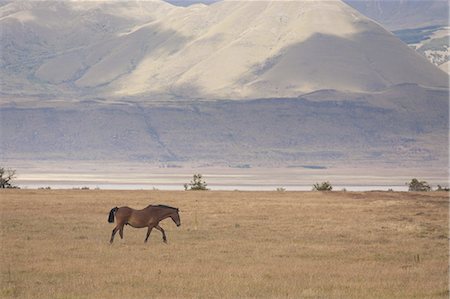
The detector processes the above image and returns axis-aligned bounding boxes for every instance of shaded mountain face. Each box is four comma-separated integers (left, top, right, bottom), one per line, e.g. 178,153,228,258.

0,0,447,100
1,84,448,168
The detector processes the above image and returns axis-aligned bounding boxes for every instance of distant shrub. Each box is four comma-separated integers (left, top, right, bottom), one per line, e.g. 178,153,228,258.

72,186,90,190
408,178,431,192
312,181,333,191
185,174,208,191
276,187,286,192
436,185,450,192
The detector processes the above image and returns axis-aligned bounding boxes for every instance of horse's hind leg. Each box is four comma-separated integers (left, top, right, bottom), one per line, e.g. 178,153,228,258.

110,225,120,244
155,224,167,243
144,226,154,243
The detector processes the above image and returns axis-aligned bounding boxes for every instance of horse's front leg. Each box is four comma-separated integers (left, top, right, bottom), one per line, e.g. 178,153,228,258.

155,224,167,243
119,223,125,239
144,225,154,243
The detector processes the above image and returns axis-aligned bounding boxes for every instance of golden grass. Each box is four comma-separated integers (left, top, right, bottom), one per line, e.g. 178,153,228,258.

1,190,448,298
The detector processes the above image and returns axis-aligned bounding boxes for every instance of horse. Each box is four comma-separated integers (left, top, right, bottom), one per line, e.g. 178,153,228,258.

108,204,181,244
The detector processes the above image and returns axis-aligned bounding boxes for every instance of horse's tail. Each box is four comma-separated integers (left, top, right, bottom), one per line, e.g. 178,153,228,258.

108,207,118,223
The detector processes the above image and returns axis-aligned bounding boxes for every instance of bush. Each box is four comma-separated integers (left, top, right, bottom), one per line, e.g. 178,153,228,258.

0,167,17,189
312,181,333,191
408,178,431,192
184,174,208,191
436,185,449,192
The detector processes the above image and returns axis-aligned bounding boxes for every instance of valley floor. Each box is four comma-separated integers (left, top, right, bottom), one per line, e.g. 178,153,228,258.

1,190,448,298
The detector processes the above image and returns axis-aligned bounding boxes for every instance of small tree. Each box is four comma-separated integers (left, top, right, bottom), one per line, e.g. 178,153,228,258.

185,174,208,191
312,181,332,191
0,167,17,189
408,178,431,192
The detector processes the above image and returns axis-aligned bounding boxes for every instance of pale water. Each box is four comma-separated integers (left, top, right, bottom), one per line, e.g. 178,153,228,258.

19,182,409,191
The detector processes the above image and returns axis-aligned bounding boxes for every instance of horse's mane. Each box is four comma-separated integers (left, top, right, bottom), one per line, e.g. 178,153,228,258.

150,204,179,211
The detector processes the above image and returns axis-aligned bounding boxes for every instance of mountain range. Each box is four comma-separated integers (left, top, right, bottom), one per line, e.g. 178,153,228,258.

0,0,448,172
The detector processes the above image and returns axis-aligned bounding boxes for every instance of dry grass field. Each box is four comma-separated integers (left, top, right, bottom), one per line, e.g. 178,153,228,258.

0,190,448,298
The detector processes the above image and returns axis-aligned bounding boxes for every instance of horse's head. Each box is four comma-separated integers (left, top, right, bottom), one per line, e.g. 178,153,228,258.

171,208,181,227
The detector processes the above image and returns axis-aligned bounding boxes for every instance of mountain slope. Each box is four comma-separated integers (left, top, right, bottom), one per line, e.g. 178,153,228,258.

343,0,449,73
343,0,448,30
1,0,447,100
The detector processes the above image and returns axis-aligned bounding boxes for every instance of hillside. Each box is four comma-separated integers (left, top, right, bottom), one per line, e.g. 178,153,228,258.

0,0,447,100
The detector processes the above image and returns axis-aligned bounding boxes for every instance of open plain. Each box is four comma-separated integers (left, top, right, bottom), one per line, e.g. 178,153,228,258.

0,190,448,298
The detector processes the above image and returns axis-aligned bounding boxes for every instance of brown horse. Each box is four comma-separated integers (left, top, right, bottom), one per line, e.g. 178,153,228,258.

108,204,181,244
